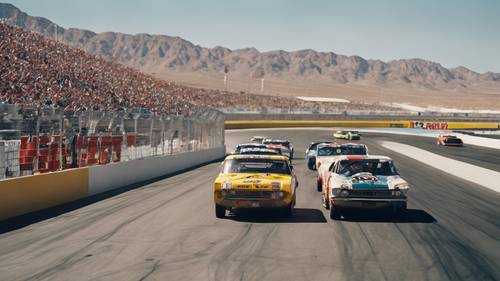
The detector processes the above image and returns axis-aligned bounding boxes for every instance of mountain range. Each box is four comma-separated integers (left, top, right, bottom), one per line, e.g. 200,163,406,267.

2,2,500,90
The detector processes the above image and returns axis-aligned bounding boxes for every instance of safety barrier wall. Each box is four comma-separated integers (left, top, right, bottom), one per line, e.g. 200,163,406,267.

225,120,500,130
0,146,226,221
88,146,226,195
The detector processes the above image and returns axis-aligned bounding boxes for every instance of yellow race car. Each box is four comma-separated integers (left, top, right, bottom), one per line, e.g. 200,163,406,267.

213,155,298,218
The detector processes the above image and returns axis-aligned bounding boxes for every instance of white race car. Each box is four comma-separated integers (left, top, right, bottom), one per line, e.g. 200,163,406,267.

315,142,368,192
323,155,409,220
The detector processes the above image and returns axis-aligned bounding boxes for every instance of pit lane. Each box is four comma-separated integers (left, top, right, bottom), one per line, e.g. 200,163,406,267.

0,129,498,281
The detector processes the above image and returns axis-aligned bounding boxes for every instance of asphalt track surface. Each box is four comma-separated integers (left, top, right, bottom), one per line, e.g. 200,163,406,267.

0,130,499,281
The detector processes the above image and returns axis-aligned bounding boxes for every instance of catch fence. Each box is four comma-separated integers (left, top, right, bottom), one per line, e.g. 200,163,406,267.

0,104,225,179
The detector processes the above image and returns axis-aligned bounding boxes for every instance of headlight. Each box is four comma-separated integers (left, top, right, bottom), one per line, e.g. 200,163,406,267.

340,183,351,189
272,182,281,190
392,189,402,197
339,189,349,197
222,182,232,190
221,190,228,197
332,188,341,196
278,191,286,198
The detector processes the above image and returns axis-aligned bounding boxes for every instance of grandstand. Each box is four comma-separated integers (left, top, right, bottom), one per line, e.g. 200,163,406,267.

0,23,396,115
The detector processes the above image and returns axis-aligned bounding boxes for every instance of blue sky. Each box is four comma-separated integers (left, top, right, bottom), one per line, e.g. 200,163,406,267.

6,0,500,73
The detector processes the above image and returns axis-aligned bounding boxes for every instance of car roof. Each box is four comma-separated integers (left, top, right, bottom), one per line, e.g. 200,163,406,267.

236,143,266,146
226,154,289,161
266,143,287,149
317,142,367,148
310,141,332,144
264,139,289,142
240,148,278,153
334,155,392,161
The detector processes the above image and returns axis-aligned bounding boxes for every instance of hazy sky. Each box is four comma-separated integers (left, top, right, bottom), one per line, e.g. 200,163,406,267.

6,0,500,73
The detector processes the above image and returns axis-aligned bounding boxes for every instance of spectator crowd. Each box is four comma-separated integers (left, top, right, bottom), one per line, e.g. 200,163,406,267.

1,23,395,115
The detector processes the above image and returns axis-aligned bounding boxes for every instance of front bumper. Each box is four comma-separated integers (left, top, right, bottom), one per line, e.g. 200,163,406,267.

214,191,293,208
332,197,406,209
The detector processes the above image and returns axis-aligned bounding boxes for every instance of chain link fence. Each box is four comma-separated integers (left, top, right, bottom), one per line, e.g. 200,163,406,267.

0,104,225,179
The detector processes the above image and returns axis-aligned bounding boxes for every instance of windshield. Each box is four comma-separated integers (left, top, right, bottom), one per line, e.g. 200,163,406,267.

338,159,398,177
222,159,291,174
317,146,367,156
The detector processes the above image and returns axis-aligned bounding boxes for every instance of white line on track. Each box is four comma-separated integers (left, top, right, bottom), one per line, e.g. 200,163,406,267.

380,141,500,193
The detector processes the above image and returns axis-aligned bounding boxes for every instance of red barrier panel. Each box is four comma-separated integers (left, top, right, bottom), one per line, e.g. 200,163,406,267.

19,136,34,172
126,134,136,147
99,136,112,164
111,136,123,162
76,135,88,167
86,136,99,166
36,135,51,173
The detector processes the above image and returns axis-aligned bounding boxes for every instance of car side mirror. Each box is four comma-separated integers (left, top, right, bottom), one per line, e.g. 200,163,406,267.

290,165,294,171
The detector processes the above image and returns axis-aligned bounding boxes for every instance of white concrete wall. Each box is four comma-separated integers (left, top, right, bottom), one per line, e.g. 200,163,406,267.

88,146,226,195
0,141,20,179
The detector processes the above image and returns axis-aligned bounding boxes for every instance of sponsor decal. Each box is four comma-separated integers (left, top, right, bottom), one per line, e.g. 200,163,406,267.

243,179,261,183
411,121,448,130
352,173,379,183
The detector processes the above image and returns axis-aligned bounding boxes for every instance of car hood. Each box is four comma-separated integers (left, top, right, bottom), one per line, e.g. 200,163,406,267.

217,173,291,187
340,173,406,190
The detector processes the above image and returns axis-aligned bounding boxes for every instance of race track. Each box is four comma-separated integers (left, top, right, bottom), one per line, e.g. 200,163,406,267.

0,129,499,281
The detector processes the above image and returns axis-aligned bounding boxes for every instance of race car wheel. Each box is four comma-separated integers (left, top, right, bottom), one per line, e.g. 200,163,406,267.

215,204,226,218
281,202,293,217
317,178,322,192
322,195,330,210
307,161,314,170
330,206,341,220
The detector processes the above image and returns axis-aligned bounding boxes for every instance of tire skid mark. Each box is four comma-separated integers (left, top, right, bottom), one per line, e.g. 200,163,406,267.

209,223,279,281
356,223,389,281
208,224,253,281
20,177,212,281
393,224,431,280
419,223,498,281
330,221,354,280
1,170,216,258
137,260,160,281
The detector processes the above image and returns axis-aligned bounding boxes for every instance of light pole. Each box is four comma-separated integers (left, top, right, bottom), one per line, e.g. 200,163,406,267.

223,66,228,91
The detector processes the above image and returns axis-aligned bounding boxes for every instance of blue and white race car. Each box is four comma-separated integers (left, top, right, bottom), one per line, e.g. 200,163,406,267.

322,155,409,220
